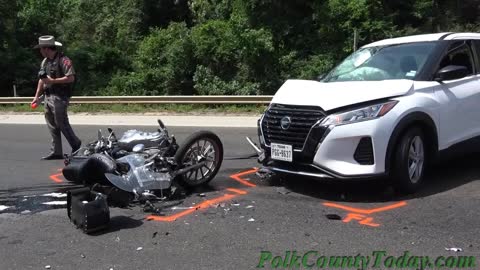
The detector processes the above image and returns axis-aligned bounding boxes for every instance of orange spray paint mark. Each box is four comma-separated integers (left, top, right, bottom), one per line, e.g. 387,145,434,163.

148,168,258,222
229,168,258,187
147,193,238,222
49,173,64,183
323,201,407,227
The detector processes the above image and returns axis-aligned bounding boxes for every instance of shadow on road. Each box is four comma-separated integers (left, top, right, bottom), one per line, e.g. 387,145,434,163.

261,153,480,203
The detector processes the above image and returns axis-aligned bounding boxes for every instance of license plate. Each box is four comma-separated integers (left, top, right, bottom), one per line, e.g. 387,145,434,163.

271,143,292,162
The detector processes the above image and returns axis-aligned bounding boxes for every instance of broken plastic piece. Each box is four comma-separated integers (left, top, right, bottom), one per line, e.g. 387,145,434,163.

445,247,463,252
326,214,342,220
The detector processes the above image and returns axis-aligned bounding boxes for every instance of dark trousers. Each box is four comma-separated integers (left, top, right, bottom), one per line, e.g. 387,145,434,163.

44,94,81,155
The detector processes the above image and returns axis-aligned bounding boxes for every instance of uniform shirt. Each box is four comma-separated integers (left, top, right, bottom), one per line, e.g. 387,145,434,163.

40,53,75,90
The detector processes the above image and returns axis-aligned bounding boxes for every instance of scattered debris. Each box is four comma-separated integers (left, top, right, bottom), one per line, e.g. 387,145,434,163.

276,187,290,195
0,206,10,211
231,203,240,207
198,193,206,197
219,203,226,208
143,201,162,214
325,214,342,220
45,266,51,269
136,247,143,251
152,232,158,238
42,201,67,206
81,254,86,258
42,193,67,198
239,216,245,219
248,218,255,222
246,205,254,209
165,232,170,236
20,210,31,214
305,233,311,237
445,247,463,252
115,236,120,242
171,206,194,210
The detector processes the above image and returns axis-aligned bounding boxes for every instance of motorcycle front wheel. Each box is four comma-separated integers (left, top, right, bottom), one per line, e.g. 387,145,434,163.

174,131,223,187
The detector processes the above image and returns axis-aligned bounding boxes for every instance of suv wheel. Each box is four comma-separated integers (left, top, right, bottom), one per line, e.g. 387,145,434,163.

392,127,426,193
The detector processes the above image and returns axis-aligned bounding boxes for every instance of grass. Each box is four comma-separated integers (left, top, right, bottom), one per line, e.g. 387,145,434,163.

0,103,267,115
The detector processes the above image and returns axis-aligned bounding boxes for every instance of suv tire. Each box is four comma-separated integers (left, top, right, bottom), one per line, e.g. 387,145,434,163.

392,127,426,194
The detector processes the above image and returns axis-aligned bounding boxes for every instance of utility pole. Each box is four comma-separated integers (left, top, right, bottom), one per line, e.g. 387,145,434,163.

13,82,17,97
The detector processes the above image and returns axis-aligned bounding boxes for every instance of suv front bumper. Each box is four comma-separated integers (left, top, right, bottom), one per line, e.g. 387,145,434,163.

258,114,391,179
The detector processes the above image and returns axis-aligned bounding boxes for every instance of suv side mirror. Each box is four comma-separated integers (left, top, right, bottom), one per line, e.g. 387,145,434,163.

434,65,469,81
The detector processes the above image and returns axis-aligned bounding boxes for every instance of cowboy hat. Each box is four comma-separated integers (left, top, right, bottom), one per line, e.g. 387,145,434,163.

34,35,63,48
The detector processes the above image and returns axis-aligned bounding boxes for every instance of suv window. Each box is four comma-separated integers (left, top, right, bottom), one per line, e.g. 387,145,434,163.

438,41,475,75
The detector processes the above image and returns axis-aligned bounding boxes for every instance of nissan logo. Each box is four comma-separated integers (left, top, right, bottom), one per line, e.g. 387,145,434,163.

280,116,291,130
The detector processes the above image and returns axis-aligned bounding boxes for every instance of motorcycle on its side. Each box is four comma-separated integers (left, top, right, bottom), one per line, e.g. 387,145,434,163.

62,119,224,205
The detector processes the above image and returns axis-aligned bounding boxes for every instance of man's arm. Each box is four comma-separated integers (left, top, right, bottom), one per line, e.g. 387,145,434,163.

41,75,75,84
31,79,45,105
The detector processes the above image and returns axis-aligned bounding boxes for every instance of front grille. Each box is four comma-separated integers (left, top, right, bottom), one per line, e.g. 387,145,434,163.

354,137,374,165
261,104,325,150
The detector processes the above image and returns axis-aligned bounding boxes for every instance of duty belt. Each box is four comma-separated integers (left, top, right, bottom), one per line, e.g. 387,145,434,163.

45,87,71,97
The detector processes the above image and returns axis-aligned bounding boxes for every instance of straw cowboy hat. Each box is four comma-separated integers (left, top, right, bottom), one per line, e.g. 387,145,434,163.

34,35,63,48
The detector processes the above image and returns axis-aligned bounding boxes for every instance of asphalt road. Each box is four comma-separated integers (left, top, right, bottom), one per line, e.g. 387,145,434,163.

0,124,479,270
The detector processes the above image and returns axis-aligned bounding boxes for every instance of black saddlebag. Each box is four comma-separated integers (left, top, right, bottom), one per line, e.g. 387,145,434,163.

67,187,110,234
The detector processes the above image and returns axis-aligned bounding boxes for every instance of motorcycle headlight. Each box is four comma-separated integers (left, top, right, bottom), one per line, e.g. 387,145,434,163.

321,100,398,126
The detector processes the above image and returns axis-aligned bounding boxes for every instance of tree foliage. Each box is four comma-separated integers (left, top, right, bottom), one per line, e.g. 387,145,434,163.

2,0,480,97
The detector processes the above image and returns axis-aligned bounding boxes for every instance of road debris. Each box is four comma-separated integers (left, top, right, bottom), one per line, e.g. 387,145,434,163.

20,210,31,214
42,193,67,198
248,218,255,222
326,214,342,220
198,193,206,197
136,247,143,251
45,266,51,269
276,187,290,195
115,236,120,242
0,205,10,211
42,201,67,206
81,254,86,258
246,205,254,209
445,247,463,252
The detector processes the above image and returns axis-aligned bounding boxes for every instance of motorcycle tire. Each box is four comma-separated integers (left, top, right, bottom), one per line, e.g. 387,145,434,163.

174,131,223,187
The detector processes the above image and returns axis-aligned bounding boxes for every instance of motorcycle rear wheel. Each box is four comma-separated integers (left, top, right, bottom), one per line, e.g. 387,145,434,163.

174,131,223,187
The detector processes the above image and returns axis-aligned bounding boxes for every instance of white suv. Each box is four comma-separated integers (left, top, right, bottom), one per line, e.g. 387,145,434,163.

253,32,480,193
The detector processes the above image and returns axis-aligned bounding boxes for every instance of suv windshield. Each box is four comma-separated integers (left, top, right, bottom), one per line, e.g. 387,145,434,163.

323,42,437,82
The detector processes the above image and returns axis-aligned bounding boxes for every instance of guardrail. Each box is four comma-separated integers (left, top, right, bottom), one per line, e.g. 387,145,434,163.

0,96,274,105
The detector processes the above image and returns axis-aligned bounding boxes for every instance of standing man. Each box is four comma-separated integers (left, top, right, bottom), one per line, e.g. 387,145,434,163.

31,35,81,160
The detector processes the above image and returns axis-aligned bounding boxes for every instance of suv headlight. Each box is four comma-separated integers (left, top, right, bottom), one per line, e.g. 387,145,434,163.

321,100,398,126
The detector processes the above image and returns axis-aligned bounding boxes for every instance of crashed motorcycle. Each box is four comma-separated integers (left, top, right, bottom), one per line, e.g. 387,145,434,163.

62,119,223,233
62,119,224,203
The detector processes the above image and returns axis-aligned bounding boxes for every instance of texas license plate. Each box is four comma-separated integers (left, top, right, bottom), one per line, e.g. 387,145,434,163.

271,143,292,162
